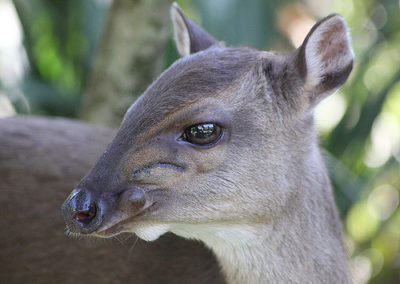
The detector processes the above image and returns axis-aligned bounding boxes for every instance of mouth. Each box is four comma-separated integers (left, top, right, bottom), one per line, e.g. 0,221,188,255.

94,201,160,237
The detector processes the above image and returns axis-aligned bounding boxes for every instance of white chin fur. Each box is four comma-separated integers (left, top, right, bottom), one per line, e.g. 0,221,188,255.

133,224,170,242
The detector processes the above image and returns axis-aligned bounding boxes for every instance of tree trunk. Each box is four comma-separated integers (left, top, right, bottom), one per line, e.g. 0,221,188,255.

0,116,224,284
79,0,172,127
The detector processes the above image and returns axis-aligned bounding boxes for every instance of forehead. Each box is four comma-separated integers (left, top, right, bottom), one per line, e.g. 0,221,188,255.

121,47,260,135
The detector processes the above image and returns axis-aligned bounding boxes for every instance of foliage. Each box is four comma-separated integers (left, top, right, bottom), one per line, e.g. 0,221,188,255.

330,0,400,282
7,0,108,116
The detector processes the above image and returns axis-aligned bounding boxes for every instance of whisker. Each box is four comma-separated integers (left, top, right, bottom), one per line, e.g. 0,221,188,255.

113,235,127,248
128,236,139,260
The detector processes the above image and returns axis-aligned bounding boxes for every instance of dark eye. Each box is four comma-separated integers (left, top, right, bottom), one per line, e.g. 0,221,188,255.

181,123,222,146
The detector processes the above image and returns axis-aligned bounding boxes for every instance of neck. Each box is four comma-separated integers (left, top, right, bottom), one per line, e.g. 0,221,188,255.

170,177,351,283
171,140,351,283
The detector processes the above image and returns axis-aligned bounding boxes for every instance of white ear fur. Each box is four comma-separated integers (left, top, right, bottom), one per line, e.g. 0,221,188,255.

171,3,190,57
304,14,354,91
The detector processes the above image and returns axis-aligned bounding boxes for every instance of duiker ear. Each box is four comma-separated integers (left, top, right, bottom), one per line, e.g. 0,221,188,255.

295,14,354,108
171,2,218,57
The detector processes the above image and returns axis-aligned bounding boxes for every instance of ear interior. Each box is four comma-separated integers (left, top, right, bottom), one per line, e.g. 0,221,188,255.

171,3,191,57
170,2,217,57
296,14,354,107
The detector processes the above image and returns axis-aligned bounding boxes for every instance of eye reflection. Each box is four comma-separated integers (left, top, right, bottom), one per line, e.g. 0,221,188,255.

182,123,222,146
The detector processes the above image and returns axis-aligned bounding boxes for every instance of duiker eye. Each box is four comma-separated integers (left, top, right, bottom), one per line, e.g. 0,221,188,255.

181,123,222,146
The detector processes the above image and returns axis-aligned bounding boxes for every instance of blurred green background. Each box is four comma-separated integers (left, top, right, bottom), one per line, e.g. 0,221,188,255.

0,0,399,283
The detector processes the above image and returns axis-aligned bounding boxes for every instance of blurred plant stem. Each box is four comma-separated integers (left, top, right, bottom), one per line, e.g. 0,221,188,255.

12,0,40,78
79,0,172,127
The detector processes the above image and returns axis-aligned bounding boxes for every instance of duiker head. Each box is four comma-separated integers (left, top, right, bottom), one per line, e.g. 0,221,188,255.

62,4,353,241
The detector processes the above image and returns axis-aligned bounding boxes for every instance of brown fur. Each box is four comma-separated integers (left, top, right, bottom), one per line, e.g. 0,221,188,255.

0,116,224,284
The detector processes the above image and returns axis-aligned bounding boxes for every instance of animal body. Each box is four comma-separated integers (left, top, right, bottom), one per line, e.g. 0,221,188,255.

0,116,224,284
62,3,354,283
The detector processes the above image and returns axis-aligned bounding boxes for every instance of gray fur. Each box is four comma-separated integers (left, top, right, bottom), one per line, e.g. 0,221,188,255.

62,4,354,283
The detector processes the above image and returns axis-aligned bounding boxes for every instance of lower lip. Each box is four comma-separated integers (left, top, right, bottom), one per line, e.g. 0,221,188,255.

94,202,159,237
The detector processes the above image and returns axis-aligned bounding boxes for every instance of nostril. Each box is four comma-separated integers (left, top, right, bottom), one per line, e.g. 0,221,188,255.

74,203,97,225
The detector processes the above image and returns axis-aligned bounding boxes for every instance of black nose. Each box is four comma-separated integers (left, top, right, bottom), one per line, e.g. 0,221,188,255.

61,188,104,234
